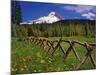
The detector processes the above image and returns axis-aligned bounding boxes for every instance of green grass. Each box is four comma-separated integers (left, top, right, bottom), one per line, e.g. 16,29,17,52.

11,36,96,74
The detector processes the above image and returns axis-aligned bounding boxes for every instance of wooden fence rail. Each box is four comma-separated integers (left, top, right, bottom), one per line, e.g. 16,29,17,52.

23,37,96,70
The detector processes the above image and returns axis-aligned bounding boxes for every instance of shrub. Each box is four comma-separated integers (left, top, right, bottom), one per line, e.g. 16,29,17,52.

16,25,28,41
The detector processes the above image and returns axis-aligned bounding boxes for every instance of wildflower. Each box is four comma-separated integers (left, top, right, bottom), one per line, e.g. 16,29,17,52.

40,60,45,63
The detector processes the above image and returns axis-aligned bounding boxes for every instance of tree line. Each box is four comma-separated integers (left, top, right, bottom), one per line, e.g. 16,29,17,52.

12,20,95,40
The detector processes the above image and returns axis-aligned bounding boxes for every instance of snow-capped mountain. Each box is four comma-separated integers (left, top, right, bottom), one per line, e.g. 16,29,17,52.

20,12,63,25
33,12,63,24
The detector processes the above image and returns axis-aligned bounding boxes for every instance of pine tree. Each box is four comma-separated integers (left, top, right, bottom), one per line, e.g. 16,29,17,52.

11,1,22,25
11,1,22,37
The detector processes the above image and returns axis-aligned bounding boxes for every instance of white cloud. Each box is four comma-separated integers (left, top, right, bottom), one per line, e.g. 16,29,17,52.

81,12,96,20
88,12,96,17
63,5,95,14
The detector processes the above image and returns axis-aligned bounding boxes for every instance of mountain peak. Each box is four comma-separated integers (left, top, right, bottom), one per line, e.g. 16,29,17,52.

34,11,63,24
48,12,56,16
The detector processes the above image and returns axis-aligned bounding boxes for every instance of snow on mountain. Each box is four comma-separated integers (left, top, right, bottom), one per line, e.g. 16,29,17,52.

34,12,63,24
20,12,63,25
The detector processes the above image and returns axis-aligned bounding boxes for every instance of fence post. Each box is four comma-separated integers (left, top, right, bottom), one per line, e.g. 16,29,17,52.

75,42,96,69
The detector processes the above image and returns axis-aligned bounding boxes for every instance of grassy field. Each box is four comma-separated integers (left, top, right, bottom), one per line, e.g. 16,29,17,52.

11,36,96,74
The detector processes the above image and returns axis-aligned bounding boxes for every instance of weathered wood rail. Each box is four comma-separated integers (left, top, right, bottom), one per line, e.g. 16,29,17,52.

23,37,96,70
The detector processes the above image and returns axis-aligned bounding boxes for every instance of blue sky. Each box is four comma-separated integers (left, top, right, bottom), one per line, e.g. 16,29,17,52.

17,1,96,22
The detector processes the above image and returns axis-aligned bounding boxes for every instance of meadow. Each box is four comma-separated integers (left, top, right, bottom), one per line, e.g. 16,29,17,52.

11,36,96,74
